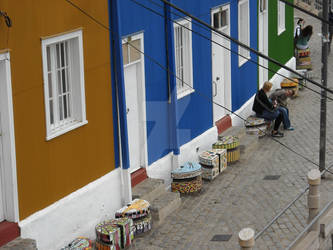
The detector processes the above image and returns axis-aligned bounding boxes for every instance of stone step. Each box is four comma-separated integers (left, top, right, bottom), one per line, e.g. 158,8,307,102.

150,191,181,226
132,178,166,203
0,238,37,250
218,126,246,140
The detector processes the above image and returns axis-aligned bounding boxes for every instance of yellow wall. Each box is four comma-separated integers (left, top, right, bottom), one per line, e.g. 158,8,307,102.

0,0,115,219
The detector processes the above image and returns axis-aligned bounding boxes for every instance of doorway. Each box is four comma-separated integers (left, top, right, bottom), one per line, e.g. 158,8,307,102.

0,52,18,222
122,33,148,173
211,4,231,123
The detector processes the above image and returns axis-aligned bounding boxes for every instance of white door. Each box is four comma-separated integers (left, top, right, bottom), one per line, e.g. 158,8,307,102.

258,0,268,88
212,5,231,123
0,52,19,223
122,34,147,173
0,112,4,221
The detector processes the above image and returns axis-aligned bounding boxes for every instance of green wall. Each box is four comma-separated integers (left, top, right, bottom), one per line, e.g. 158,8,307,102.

268,0,294,79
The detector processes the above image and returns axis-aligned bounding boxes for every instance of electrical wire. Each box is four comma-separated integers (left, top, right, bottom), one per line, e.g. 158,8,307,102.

64,0,326,172
138,0,333,101
63,2,333,245
65,1,333,243
159,0,333,95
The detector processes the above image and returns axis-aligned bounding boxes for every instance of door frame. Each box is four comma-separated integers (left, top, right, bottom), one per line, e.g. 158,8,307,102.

122,33,148,173
211,4,231,124
0,52,19,222
258,0,268,88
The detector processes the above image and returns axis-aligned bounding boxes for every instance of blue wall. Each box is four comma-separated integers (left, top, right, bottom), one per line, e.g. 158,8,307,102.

230,0,258,111
118,0,258,165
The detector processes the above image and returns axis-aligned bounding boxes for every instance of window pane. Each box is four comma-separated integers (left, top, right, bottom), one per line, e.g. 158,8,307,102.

63,95,68,119
221,10,227,27
57,70,62,95
62,69,66,92
64,41,69,66
56,44,60,68
47,46,51,71
66,68,70,94
129,39,141,62
61,42,65,67
48,73,53,98
67,94,71,117
59,96,63,121
49,100,54,124
122,43,129,65
213,13,219,29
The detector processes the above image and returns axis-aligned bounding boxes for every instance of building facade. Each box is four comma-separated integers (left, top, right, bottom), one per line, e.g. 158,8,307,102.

114,0,259,182
0,1,127,249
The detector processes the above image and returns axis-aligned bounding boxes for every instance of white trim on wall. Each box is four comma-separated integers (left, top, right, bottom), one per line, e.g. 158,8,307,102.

20,169,124,250
0,52,19,222
238,0,250,66
278,0,286,35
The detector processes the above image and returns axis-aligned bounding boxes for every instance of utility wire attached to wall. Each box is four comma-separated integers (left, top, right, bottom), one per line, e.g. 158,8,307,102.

0,11,12,27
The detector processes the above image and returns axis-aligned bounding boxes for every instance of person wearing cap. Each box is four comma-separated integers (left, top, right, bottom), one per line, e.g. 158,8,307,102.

269,89,295,131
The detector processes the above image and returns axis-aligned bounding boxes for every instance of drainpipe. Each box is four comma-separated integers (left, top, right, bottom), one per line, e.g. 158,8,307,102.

164,1,180,171
108,0,132,204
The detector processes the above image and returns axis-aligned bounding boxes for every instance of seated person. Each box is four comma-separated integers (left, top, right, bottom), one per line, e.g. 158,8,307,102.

252,82,284,137
269,89,295,131
295,25,313,50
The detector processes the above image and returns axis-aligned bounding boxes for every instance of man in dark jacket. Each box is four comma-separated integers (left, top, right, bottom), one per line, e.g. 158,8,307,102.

252,82,284,137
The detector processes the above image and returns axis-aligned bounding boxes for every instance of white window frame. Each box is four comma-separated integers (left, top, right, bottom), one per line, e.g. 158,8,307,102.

41,29,87,141
278,0,286,35
238,0,250,66
173,18,194,99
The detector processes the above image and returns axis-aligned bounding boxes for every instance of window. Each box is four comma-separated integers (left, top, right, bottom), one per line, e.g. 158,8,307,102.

213,9,228,29
122,37,141,66
259,0,266,13
174,18,194,99
42,30,87,140
238,0,250,66
278,1,285,34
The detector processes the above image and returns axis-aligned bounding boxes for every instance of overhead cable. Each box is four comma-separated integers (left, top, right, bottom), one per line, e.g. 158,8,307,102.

64,0,325,172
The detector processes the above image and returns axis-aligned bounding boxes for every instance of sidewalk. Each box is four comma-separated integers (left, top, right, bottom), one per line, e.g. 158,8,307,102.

130,8,333,250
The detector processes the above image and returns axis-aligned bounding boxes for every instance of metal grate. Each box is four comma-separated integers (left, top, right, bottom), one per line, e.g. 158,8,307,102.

263,175,281,180
211,234,232,242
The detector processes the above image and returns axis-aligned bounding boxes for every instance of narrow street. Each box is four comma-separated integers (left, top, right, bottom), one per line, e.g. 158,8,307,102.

130,8,333,250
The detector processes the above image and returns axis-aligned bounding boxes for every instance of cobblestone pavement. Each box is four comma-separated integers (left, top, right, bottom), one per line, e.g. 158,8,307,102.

130,9,333,250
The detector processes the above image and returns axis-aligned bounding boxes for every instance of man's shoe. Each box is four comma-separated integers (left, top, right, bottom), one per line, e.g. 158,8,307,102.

285,126,294,131
271,131,284,137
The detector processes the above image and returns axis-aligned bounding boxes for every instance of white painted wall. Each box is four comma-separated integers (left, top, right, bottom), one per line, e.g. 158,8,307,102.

146,126,218,186
19,169,124,250
269,57,296,91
